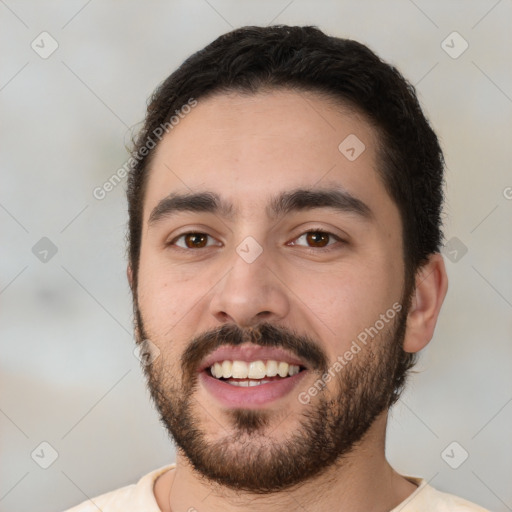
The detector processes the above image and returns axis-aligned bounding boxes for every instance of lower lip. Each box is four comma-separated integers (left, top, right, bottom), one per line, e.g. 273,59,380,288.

199,370,308,408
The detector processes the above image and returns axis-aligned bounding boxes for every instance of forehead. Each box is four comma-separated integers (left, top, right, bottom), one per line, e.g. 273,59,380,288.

142,89,398,230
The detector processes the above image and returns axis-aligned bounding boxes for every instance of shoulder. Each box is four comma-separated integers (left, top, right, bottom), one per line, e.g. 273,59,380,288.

61,464,175,512
395,477,490,512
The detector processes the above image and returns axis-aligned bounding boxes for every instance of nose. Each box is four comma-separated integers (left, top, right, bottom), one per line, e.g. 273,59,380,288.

208,242,290,328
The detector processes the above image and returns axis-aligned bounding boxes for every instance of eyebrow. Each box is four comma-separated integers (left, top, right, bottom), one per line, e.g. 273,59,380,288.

148,186,373,226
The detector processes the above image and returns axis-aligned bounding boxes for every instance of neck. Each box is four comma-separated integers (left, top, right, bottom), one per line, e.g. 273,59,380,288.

154,413,417,512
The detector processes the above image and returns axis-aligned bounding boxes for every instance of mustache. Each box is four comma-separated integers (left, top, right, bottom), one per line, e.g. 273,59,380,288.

181,322,328,385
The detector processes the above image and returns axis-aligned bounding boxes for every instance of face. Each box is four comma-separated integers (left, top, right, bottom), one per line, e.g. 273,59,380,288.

135,89,413,491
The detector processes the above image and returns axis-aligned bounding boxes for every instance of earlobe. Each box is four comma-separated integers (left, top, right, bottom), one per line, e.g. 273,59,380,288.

402,252,449,353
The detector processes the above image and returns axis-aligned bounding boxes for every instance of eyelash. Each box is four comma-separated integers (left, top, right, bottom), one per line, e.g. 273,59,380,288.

167,228,345,252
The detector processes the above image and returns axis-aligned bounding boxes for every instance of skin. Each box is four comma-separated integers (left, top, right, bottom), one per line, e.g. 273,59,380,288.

130,89,448,512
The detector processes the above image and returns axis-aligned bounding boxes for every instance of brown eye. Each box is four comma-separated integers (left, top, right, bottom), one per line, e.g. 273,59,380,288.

184,233,207,248
305,231,330,247
171,232,219,249
291,230,343,250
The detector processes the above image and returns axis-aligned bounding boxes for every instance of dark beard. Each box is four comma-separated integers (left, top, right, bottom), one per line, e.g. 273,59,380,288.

137,302,412,493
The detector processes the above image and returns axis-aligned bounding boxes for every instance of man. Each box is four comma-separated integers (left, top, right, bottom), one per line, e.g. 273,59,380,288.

65,25,489,511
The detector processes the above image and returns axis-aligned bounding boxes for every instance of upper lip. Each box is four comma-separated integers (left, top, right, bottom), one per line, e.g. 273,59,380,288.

198,343,308,373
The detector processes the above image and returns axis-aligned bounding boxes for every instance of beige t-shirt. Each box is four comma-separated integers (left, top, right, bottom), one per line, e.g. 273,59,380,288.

63,464,490,511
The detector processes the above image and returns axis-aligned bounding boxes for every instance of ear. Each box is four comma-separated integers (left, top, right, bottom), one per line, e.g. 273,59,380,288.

403,252,449,353
127,264,141,342
127,264,133,290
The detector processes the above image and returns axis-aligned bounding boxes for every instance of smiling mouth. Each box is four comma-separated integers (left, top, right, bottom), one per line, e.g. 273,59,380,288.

208,359,306,386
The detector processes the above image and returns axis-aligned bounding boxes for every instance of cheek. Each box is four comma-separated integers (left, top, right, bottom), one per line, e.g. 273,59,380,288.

137,257,200,338
291,260,400,357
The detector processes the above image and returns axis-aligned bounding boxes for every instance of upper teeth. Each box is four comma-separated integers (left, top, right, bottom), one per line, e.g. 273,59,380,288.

210,360,301,379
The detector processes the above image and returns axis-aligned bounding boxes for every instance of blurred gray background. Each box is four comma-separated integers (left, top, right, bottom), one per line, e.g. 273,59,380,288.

1,1,511,511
